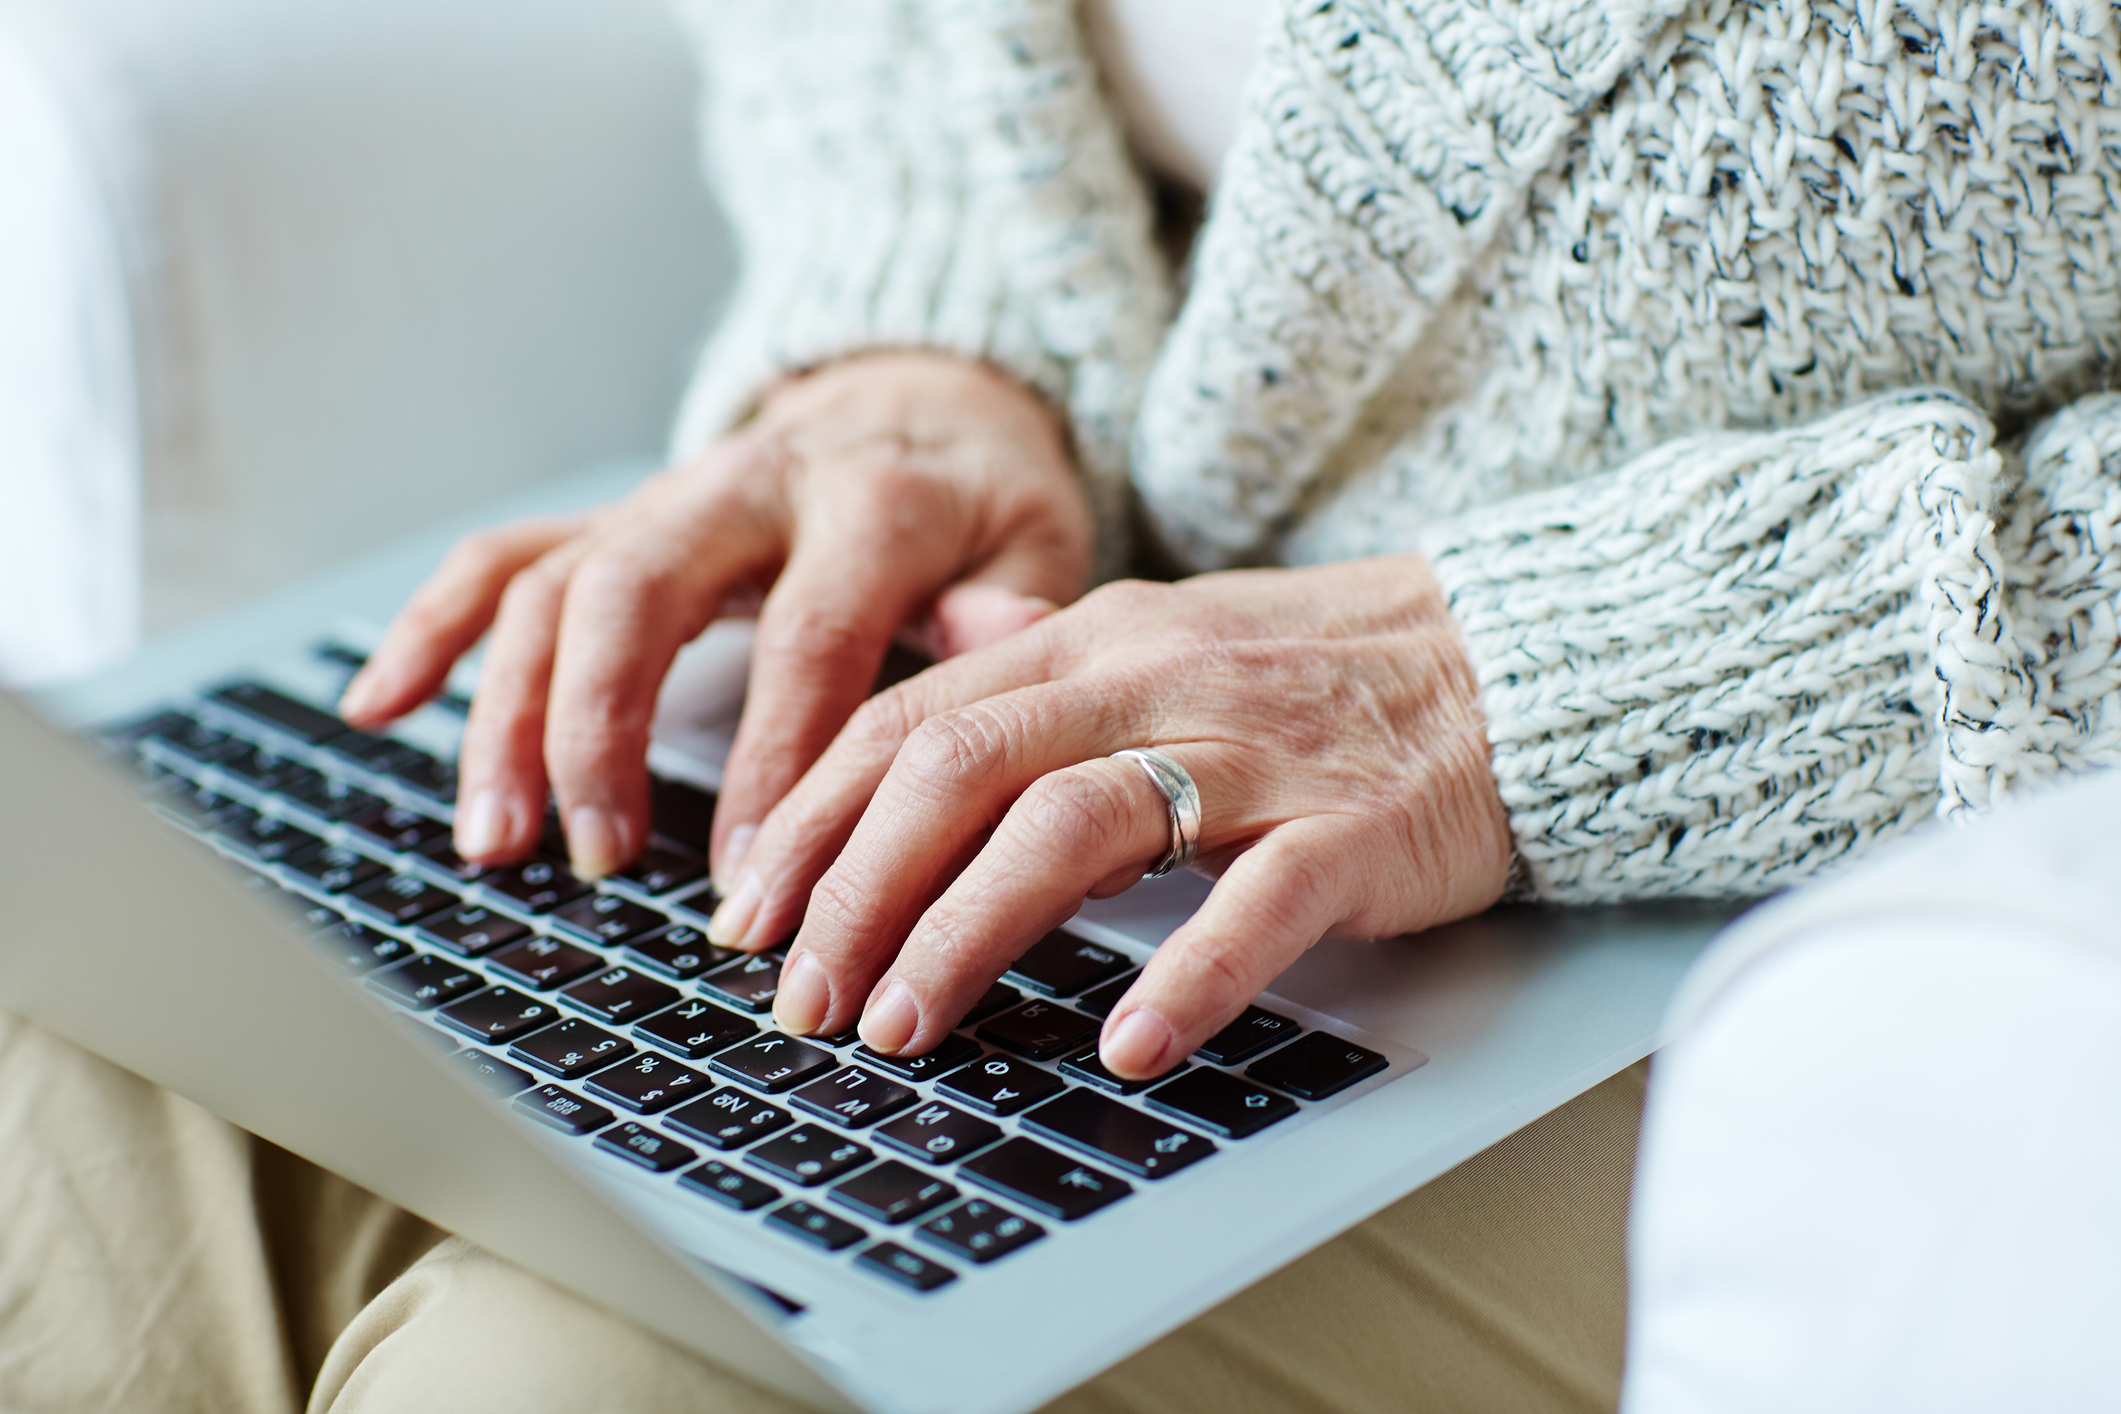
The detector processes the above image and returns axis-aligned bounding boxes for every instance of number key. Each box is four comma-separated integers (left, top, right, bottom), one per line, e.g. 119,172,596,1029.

584,1051,710,1114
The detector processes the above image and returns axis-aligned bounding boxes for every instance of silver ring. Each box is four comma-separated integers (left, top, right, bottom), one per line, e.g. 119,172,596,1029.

1110,748,1202,879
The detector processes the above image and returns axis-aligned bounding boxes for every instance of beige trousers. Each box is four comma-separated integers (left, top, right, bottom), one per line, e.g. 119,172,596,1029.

0,1013,1644,1414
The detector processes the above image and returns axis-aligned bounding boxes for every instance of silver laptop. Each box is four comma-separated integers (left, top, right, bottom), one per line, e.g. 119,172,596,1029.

0,462,1731,1414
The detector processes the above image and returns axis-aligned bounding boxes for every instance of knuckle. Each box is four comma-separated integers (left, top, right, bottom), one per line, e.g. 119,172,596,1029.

756,602,876,669
568,545,676,614
1081,577,1168,620
1014,769,1136,858
799,869,869,956
848,685,926,749
897,705,1015,798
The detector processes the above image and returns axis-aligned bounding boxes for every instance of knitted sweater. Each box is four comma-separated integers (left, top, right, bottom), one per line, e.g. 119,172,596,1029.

670,0,2121,902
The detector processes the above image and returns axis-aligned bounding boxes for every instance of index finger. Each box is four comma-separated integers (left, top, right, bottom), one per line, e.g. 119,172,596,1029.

340,516,584,726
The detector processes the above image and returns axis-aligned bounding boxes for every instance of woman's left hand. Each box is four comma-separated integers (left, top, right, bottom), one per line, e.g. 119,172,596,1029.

708,555,1516,1079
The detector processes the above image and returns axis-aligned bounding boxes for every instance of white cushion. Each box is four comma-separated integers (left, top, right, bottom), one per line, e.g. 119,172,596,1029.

1625,772,2121,1410
0,0,733,685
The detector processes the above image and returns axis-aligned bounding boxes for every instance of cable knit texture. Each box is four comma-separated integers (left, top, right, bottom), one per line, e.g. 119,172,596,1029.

675,0,2121,901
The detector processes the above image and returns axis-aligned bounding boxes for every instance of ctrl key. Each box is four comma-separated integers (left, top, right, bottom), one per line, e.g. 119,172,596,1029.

857,1242,957,1294
916,1199,1044,1265
515,1084,614,1137
679,1160,779,1213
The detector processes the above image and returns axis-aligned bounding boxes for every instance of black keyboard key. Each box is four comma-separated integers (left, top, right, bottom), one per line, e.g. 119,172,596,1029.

437,986,558,1044
312,641,370,674
447,1049,535,1096
935,1054,1064,1117
409,838,491,885
508,1018,634,1080
312,920,414,974
487,936,604,991
383,749,457,805
1246,1032,1390,1100
960,1138,1131,1220
665,1088,792,1150
624,924,733,981
349,803,453,855
214,742,310,792
282,842,387,894
584,1050,711,1114
1023,1088,1216,1179
367,954,483,1011
216,812,323,864
594,1122,698,1174
1004,932,1132,998
484,857,591,914
558,967,679,1026
854,1032,980,1083
679,1160,779,1211
875,1101,1004,1165
207,681,348,745
1146,1068,1298,1139
961,981,1022,1024
346,872,459,928
830,1160,957,1224
282,773,383,823
1061,1049,1189,1096
298,899,345,932
132,711,243,765
789,1067,917,1129
1074,969,1139,1019
710,1034,837,1093
324,729,420,775
1195,1006,1303,1066
515,1084,613,1136
413,904,528,957
700,953,783,1013
634,998,754,1060
648,776,718,854
310,847,397,897
917,1200,1044,1264
976,1000,1098,1061
747,1125,874,1187
857,1242,957,1293
613,844,708,896
550,892,666,947
766,1201,866,1252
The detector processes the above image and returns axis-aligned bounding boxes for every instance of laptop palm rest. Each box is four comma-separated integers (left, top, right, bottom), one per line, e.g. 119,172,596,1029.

0,692,858,1414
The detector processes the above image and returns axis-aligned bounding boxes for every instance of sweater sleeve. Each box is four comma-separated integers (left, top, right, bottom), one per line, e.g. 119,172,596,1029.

668,0,1173,579
1421,390,2025,902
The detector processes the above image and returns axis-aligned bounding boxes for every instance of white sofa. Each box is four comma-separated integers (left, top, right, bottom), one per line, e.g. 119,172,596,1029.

0,0,734,685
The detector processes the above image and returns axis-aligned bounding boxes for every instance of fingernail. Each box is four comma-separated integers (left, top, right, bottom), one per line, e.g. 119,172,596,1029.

568,806,628,880
706,870,764,948
1103,1008,1176,1079
457,789,507,859
715,824,758,893
858,980,920,1055
773,952,830,1035
338,669,380,721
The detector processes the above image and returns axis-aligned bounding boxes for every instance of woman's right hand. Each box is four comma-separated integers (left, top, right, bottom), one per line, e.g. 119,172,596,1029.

335,351,1092,889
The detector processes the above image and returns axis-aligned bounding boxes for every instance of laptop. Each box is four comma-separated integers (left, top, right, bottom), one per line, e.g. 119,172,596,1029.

0,461,1734,1414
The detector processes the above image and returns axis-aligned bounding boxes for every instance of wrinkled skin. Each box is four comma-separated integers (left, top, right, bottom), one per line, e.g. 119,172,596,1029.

345,354,1512,1078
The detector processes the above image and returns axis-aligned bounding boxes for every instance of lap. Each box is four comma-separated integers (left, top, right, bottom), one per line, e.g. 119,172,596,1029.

0,1014,1641,1414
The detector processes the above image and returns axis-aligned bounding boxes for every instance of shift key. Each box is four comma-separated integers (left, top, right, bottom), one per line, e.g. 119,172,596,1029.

1021,1088,1216,1179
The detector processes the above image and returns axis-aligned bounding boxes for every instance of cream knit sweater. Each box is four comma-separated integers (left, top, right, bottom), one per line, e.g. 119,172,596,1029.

670,0,2121,903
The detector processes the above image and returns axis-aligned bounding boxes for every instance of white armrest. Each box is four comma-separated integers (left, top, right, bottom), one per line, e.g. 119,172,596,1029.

0,0,732,684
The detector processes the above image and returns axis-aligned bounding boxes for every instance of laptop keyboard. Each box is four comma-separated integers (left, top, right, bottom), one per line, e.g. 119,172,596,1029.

107,663,1394,1299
